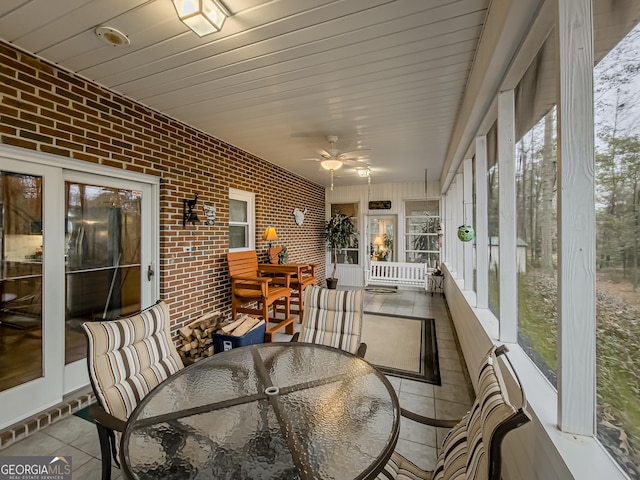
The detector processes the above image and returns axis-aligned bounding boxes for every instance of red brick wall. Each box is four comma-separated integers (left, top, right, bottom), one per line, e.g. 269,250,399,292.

0,42,326,336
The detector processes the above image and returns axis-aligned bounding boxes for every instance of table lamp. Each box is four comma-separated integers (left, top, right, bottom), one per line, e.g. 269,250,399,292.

263,227,278,248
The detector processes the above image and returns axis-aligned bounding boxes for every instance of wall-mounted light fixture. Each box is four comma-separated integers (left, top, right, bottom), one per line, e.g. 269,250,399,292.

263,227,278,248
183,194,201,226
172,0,230,37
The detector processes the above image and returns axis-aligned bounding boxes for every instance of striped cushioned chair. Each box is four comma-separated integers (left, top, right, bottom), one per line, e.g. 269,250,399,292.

377,345,530,480
291,285,366,357
82,301,184,480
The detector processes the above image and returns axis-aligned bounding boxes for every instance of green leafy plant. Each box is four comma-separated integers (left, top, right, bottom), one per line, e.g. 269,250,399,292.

324,213,357,279
278,245,289,264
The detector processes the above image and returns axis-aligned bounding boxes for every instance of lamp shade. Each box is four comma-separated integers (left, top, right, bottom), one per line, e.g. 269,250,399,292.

373,236,383,246
320,159,343,171
173,0,226,36
263,227,278,242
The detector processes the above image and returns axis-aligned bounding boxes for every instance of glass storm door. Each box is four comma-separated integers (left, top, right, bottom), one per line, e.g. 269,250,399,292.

63,172,155,393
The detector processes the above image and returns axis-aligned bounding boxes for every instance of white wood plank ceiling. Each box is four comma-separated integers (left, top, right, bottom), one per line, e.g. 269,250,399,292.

0,0,490,188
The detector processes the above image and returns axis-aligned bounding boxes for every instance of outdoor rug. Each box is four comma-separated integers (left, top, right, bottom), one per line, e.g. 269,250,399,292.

361,312,440,385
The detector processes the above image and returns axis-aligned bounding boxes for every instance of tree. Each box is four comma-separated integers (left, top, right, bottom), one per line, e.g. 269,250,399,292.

540,109,556,271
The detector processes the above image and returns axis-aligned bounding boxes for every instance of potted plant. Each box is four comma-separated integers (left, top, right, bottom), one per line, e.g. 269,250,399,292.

324,213,357,289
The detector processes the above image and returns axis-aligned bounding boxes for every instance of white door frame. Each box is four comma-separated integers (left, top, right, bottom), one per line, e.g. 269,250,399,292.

0,156,65,429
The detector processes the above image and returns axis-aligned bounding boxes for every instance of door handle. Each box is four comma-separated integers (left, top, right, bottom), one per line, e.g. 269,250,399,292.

147,264,154,281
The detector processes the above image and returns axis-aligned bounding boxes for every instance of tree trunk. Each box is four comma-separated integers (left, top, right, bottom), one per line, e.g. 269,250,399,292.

540,110,555,271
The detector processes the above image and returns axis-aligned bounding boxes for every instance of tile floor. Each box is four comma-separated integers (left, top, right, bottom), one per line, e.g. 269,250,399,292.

0,288,472,478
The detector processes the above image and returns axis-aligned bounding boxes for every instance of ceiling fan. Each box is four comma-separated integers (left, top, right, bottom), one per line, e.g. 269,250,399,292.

308,135,370,189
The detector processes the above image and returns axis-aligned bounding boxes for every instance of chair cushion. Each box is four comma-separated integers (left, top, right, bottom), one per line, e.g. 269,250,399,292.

433,346,517,480
464,351,517,480
432,414,469,480
82,301,184,422
377,452,433,479
300,286,363,354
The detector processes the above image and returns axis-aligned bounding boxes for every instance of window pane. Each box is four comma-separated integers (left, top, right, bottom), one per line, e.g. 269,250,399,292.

65,183,142,365
330,203,359,265
230,199,247,223
368,216,395,262
0,172,43,392
404,200,440,266
515,107,558,387
594,19,640,478
229,225,247,249
406,200,439,216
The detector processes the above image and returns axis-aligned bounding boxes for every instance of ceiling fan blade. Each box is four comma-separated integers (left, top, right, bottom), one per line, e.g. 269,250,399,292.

343,158,369,167
338,149,371,160
318,149,332,159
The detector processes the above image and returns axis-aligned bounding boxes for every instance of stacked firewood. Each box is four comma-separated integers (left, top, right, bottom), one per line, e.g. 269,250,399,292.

178,312,264,363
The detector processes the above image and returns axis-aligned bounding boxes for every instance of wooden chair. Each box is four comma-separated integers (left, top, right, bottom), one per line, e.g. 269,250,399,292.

291,285,366,357
82,301,184,480
376,345,530,480
264,246,317,323
226,250,295,342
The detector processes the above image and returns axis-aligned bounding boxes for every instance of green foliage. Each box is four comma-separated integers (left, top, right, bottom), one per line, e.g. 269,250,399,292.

278,245,288,264
324,213,357,278
412,223,430,251
518,268,640,469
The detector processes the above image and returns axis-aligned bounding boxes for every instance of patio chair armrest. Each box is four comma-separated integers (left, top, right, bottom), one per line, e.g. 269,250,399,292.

231,275,272,284
400,407,460,429
89,404,127,432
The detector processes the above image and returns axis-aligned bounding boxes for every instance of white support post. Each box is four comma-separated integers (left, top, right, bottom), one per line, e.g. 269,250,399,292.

447,187,455,273
444,191,452,267
557,0,595,436
498,89,517,342
463,158,474,290
456,173,464,278
475,136,489,308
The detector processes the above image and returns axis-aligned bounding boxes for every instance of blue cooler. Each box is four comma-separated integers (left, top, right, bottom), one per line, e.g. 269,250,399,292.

213,321,266,353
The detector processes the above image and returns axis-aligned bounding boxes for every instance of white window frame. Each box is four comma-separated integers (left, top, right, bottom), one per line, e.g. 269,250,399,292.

229,188,255,252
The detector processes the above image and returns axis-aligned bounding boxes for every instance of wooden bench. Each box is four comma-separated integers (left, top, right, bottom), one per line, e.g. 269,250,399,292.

365,261,429,291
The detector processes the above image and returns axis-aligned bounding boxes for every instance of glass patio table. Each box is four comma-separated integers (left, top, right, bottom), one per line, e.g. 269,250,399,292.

121,342,400,480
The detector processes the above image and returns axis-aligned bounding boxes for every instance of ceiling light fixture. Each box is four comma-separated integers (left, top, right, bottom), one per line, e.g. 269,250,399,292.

320,159,342,191
320,159,343,171
357,168,370,178
172,0,229,37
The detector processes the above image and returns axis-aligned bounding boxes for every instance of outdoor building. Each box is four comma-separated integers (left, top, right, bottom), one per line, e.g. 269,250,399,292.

0,1,639,479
